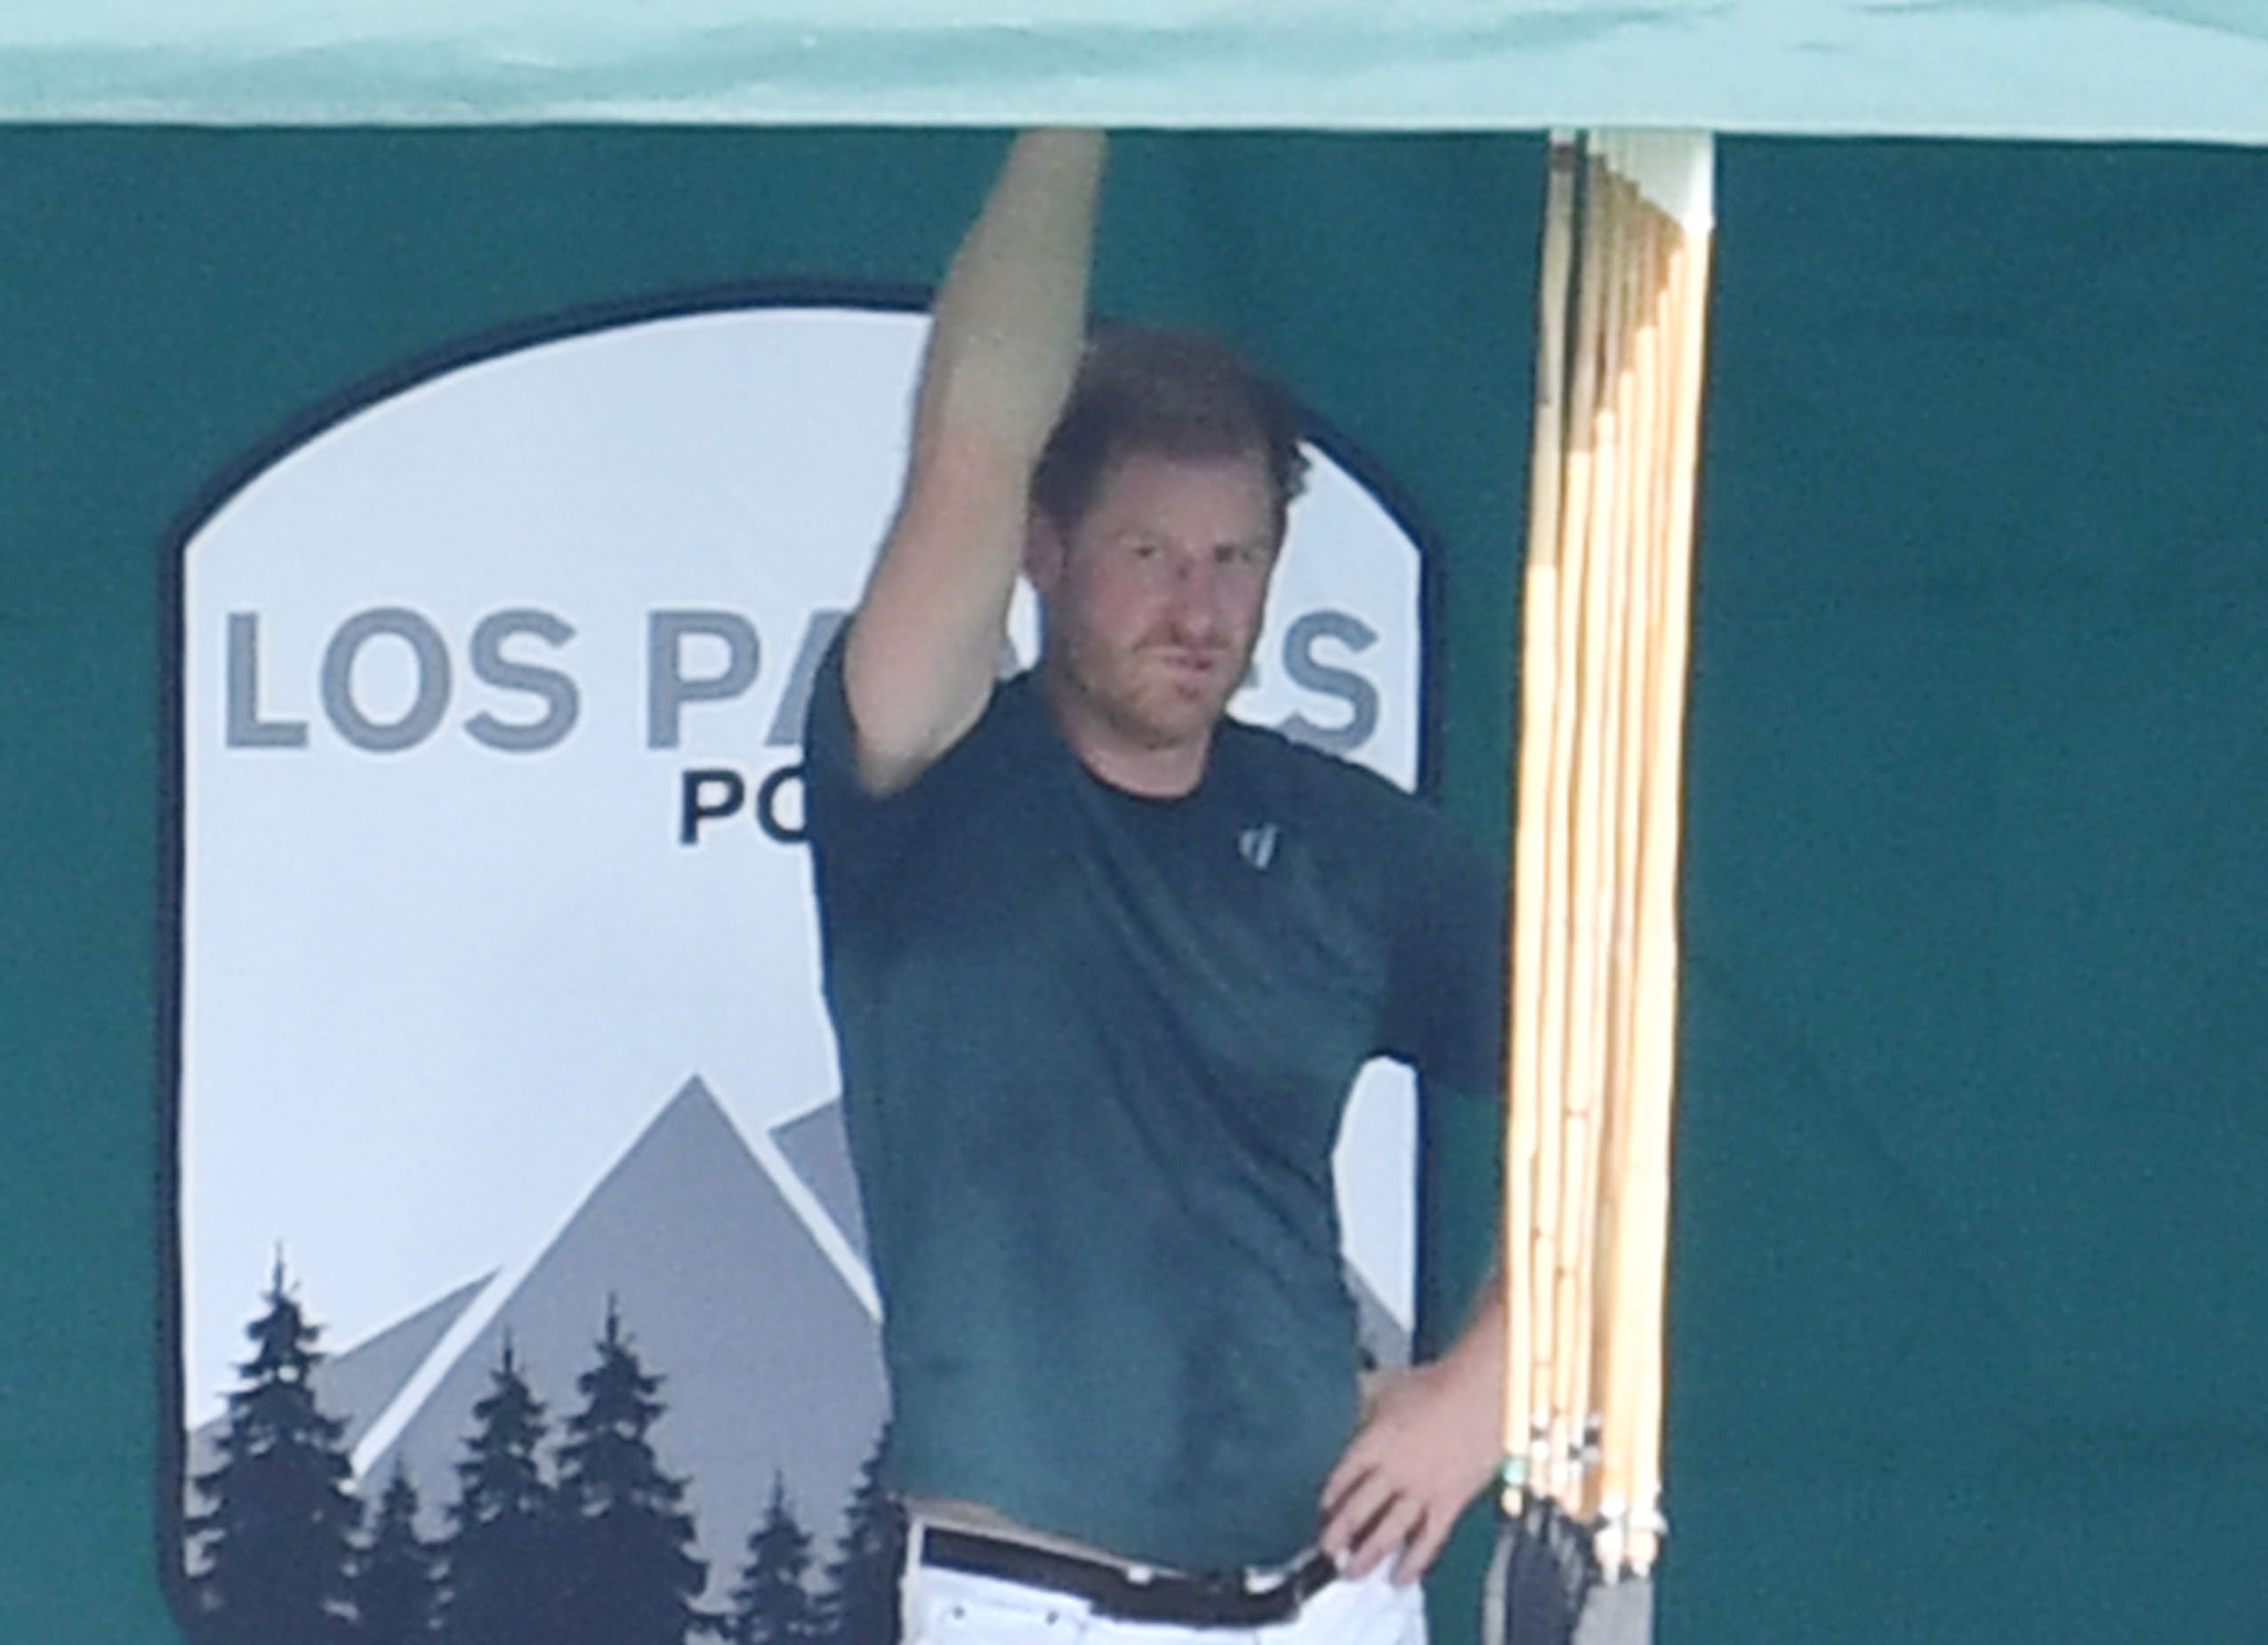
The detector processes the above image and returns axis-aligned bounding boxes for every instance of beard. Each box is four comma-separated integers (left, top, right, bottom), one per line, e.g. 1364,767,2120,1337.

1047,624,1254,755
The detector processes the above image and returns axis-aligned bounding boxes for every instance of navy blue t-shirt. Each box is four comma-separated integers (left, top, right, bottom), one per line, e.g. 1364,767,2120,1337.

804,637,1502,1571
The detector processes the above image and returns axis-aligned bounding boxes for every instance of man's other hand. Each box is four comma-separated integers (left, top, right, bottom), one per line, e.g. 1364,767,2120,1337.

1319,1355,1500,1585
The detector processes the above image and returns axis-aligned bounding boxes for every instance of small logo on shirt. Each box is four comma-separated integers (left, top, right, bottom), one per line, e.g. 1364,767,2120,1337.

1237,823,1281,871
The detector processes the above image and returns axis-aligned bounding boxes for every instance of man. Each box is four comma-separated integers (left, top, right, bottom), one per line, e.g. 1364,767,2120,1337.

804,131,1508,1645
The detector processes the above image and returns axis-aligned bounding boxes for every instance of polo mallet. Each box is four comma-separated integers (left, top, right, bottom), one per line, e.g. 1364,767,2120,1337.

1486,131,1713,1645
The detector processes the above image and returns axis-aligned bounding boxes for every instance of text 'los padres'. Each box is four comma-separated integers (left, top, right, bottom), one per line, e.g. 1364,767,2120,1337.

219,605,1387,846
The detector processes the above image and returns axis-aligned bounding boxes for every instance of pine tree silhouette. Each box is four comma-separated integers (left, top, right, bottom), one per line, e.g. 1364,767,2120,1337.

815,1426,902,1645
552,1300,707,1645
438,1339,564,1645
187,1254,359,1645
353,1462,440,1645
728,1474,821,1645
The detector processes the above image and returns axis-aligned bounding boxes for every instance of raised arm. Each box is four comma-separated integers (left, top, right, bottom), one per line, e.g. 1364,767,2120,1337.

842,129,1106,795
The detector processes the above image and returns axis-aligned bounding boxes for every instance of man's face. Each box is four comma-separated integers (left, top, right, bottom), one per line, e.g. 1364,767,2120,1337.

1029,447,1281,760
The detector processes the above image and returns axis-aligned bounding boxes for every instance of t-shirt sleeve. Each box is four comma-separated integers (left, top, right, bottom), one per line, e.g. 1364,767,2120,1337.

1378,810,1508,1099
801,624,933,912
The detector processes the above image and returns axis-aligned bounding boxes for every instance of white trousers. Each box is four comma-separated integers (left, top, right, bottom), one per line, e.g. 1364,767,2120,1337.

900,1528,1428,1645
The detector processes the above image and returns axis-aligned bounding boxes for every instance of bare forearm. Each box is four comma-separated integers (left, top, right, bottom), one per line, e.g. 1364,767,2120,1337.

847,130,1106,791
913,129,1105,475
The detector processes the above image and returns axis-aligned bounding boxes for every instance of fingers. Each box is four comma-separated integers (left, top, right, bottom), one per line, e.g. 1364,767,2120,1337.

1395,1503,1458,1585
1320,1461,1389,1561
1348,1492,1428,1581
1327,1481,1459,1586
1321,1437,1379,1521
1321,1459,1438,1583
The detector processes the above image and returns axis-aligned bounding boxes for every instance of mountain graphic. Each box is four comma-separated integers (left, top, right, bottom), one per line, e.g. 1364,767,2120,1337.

188,1076,889,1606
320,1274,496,1454
367,1077,884,1587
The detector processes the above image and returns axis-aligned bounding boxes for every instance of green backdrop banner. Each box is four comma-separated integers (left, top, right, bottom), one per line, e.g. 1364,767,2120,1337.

1,129,2264,1645
1671,139,2268,1644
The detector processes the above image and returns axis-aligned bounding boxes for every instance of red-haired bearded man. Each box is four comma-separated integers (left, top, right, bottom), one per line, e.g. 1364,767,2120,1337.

804,130,1508,1645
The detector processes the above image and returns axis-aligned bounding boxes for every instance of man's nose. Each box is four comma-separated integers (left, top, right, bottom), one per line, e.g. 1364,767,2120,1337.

1164,555,1223,630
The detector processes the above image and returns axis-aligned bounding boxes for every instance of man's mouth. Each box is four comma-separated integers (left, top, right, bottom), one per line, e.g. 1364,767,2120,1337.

1152,647,1221,675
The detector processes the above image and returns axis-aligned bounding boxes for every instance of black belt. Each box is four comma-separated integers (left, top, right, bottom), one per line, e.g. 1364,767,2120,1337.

919,1525,1340,1627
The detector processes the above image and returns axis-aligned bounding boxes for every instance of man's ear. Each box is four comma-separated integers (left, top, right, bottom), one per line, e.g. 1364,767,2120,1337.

1025,510,1067,596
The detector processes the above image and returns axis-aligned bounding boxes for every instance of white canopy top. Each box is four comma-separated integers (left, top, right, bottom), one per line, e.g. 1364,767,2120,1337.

3,0,2264,144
